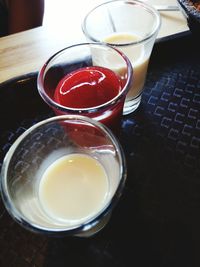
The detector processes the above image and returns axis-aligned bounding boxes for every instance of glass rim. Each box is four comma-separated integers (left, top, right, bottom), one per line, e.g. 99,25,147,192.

0,115,127,235
37,42,133,114
82,0,161,46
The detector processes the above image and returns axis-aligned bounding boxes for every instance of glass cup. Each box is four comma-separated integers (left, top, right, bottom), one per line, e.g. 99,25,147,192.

0,115,127,237
82,0,161,115
37,42,133,131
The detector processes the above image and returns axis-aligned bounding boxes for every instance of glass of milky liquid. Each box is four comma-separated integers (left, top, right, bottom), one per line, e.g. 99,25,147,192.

0,115,126,237
82,0,161,115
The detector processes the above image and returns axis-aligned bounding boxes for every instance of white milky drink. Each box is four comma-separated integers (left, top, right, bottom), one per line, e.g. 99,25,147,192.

39,153,109,224
103,33,149,100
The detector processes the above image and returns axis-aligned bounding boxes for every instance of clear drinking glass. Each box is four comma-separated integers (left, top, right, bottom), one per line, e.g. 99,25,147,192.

82,0,161,115
37,42,133,131
0,115,126,237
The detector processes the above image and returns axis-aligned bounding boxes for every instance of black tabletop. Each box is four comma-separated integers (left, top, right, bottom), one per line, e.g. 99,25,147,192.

0,33,200,267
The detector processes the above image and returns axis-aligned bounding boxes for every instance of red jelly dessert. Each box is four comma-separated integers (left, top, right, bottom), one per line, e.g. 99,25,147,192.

54,66,122,108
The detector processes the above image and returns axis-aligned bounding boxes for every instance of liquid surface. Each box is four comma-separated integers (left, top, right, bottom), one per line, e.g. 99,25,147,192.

103,33,149,99
39,153,109,223
54,66,122,108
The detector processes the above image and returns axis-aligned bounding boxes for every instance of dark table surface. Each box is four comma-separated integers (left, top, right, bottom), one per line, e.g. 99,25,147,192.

0,33,200,267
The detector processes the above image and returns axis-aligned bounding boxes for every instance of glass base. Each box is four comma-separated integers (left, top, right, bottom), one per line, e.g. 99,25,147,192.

123,95,141,115
75,212,111,238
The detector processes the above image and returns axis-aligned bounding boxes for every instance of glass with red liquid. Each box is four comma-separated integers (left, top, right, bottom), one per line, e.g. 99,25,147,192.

37,43,133,131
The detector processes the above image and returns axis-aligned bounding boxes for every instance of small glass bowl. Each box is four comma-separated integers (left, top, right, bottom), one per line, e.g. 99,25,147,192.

0,115,126,237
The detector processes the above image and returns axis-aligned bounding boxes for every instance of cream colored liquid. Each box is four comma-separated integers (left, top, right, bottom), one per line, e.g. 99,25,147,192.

103,33,149,100
39,153,109,223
